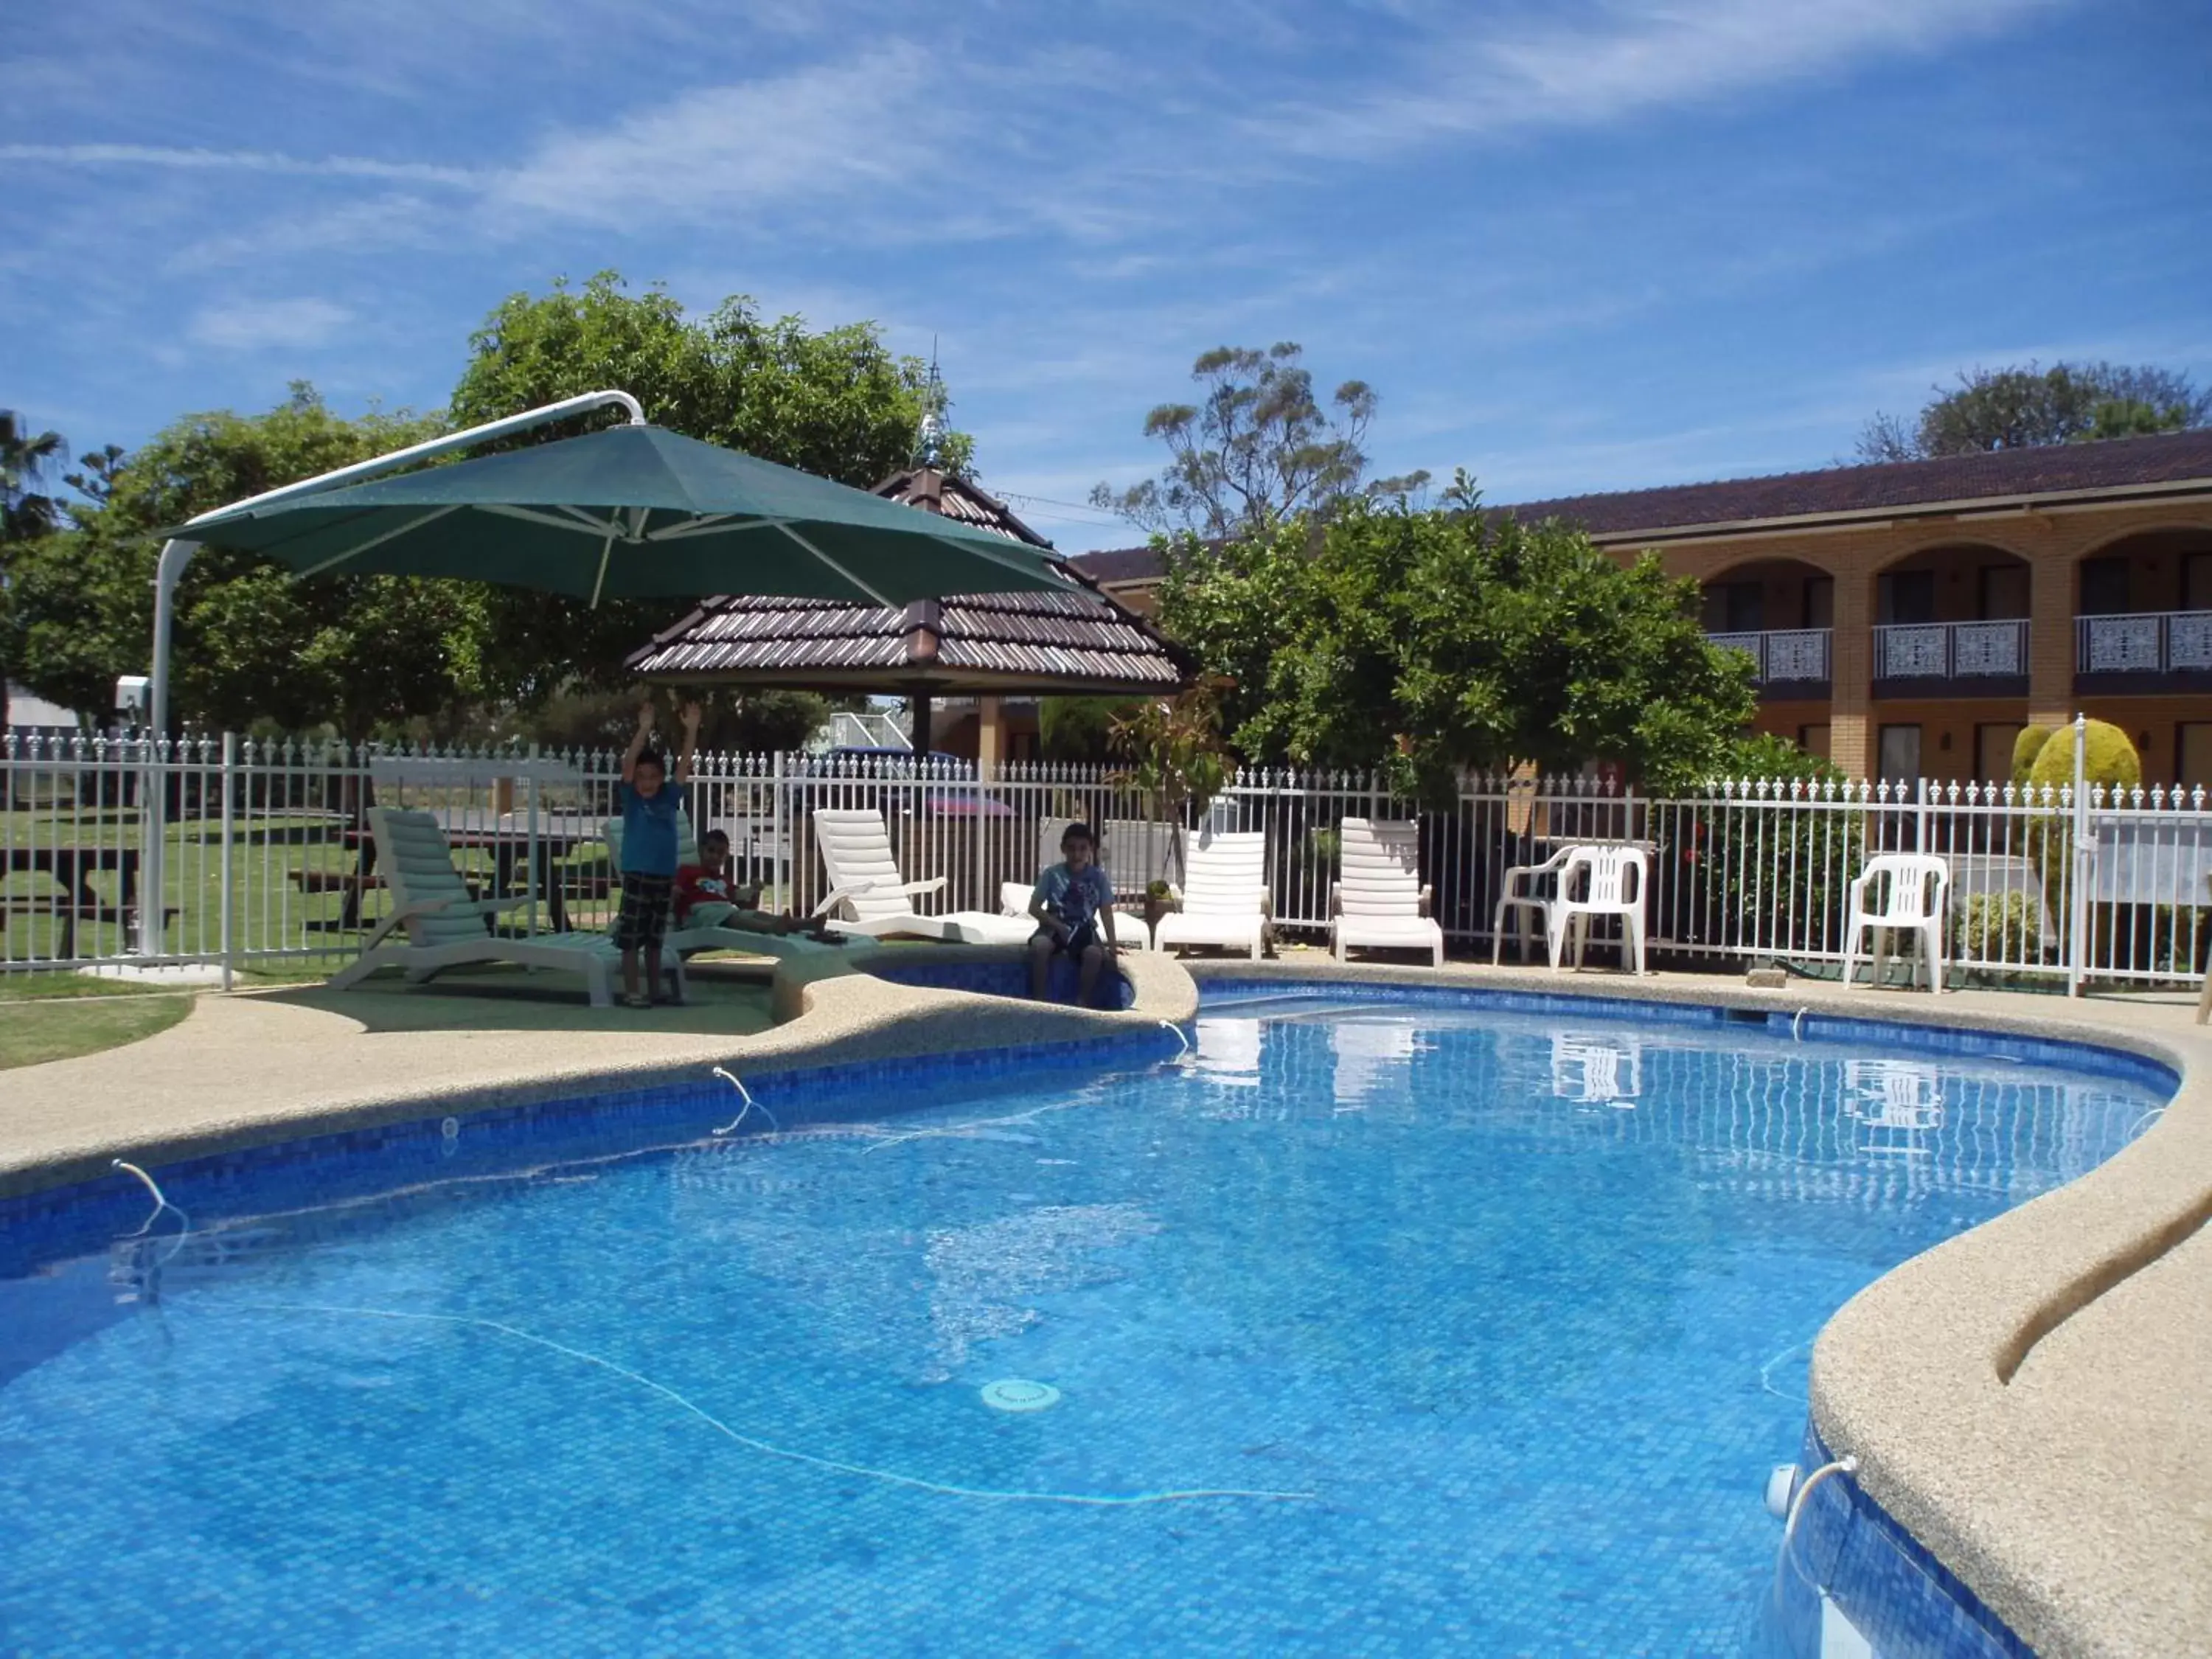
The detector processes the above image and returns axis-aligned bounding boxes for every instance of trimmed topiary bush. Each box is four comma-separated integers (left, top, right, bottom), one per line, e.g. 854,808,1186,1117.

2010,724,2054,788
2025,718,2140,799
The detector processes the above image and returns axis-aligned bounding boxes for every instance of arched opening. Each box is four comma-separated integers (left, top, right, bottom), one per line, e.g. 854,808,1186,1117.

2073,526,2212,784
1698,557,1834,634
1874,540,2031,626
2074,525,2212,617
1699,557,1834,700
1870,541,2032,695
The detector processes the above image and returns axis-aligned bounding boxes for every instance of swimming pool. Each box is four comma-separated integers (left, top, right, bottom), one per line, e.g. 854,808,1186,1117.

0,984,2170,1655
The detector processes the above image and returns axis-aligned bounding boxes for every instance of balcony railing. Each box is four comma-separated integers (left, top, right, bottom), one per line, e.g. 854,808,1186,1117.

2076,611,2212,676
1704,627,1830,686
1874,619,2027,681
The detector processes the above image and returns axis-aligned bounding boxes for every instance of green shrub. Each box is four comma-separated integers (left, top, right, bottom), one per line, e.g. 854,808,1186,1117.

2025,719,2140,799
2010,724,2053,788
1955,891,2042,961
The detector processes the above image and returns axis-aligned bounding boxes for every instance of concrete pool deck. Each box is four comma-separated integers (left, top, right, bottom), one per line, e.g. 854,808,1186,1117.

1,947,2205,1657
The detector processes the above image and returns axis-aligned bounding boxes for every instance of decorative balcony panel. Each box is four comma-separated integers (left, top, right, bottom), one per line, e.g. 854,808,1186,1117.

1764,630,1830,681
1951,621,2025,676
1701,628,1830,688
2171,614,2212,670
1878,625,1950,679
2084,616,2160,672
2076,611,2212,678
1874,620,2028,686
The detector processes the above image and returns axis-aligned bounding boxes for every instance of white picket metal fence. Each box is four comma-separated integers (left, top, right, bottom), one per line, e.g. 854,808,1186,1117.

6,731,2211,991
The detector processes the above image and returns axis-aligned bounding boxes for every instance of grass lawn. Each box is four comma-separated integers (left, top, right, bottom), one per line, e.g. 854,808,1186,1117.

1,807,626,969
0,976,195,1070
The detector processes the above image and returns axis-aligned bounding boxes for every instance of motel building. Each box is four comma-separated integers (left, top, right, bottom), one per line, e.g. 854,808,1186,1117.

1071,428,2212,790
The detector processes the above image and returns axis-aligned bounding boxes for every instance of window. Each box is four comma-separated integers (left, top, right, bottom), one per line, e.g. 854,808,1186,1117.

1877,570,1935,625
2079,557,2132,616
1878,724,1922,784
1975,723,2026,786
1802,577,1834,630
2185,554,2212,612
2180,724,2212,791
1978,565,2029,620
1702,580,1764,633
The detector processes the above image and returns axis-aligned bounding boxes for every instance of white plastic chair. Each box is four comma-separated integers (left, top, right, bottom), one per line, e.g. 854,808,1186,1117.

1842,854,1950,992
1151,830,1269,959
812,807,1034,945
1493,845,1573,965
1548,845,1647,974
1332,818,1443,966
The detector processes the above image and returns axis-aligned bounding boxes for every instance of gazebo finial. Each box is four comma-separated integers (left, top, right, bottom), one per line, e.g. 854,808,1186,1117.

916,339,948,470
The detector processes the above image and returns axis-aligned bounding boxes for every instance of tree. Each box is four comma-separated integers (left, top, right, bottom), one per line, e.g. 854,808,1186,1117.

1,411,65,542
4,386,490,740
1856,361,2211,462
448,271,964,700
1158,479,1756,799
1,410,68,730
1037,695,1136,763
1090,343,1428,538
1107,681,1234,883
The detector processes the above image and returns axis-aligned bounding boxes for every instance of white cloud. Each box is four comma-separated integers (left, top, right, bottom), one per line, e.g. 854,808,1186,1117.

1252,0,2065,156
0,142,477,186
490,44,939,226
188,296,356,352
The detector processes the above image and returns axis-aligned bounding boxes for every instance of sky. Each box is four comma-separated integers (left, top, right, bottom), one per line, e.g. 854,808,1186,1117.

4,0,2208,554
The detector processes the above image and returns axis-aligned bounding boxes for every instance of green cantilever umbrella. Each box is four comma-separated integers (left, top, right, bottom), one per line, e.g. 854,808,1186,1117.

164,419,1074,608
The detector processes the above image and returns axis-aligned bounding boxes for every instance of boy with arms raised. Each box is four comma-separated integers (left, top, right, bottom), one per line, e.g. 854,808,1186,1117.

616,698,700,1007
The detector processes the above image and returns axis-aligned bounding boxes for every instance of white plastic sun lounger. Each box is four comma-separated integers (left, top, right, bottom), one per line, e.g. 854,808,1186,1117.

604,814,866,964
1331,817,1444,966
1150,829,1270,959
811,807,1034,945
330,807,678,1008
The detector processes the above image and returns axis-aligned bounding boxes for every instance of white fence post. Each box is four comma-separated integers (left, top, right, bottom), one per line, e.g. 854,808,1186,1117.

2068,712,2089,997
219,731,236,990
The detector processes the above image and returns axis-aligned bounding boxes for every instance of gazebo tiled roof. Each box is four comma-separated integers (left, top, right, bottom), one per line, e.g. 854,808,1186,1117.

627,468,1191,695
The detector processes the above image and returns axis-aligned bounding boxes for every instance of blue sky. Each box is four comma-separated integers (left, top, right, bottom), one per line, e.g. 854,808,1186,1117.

5,0,2208,553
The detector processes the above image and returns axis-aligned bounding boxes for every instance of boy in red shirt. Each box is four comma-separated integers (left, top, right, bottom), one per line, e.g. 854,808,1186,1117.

675,829,840,942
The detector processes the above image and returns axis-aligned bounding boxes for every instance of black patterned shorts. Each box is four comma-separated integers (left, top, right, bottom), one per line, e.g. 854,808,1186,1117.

614,874,675,954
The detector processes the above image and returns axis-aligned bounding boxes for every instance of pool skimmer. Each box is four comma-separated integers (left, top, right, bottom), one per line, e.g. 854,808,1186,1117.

981,1379,1061,1413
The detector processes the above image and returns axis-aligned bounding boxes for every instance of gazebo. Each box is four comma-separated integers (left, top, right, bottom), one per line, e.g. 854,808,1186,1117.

625,466,1190,762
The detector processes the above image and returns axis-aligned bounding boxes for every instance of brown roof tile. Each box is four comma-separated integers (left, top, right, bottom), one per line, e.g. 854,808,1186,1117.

628,472,1189,693
1067,430,2212,582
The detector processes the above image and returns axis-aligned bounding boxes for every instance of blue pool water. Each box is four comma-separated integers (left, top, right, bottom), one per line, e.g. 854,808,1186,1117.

0,989,2168,1656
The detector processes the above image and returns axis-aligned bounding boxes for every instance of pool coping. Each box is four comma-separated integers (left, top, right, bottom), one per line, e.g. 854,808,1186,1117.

0,947,1198,1203
1178,956,2211,1659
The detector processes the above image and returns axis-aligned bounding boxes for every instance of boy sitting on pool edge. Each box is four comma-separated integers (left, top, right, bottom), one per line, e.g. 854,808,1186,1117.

1027,821,1120,1004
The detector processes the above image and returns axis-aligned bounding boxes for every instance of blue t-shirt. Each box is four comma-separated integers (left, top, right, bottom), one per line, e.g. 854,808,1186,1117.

619,781,682,877
1032,861,1113,931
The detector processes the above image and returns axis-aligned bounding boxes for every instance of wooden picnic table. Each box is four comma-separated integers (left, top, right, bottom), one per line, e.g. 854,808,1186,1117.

0,844,174,959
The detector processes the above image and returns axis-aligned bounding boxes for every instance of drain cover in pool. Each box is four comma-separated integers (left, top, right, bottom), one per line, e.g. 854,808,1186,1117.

980,1378,1061,1412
